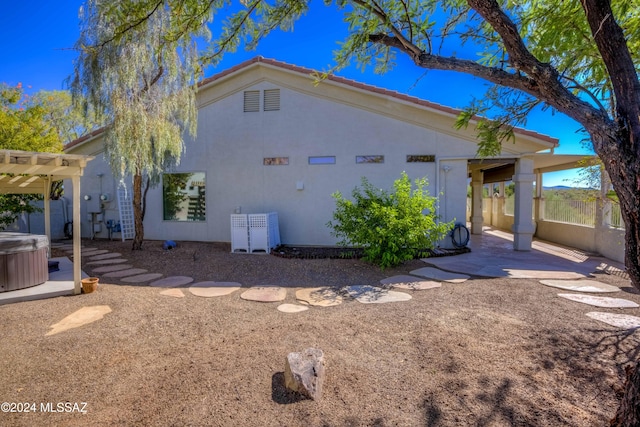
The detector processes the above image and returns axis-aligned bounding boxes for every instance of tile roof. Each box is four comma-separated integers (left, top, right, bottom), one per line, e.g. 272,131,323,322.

65,56,558,150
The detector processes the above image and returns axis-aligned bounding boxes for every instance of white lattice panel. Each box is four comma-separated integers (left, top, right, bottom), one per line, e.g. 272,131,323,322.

117,186,135,241
230,214,249,252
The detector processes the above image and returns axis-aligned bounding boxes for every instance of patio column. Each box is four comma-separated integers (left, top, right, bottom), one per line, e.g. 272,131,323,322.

512,157,535,251
598,169,612,228
72,175,82,295
471,169,484,234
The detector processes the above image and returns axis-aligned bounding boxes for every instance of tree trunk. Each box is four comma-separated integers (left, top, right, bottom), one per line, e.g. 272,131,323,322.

132,172,144,250
611,361,640,426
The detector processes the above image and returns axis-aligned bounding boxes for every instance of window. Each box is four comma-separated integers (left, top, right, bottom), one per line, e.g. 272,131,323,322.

243,91,260,112
264,157,289,165
309,156,336,165
356,155,384,164
163,172,206,221
406,154,435,163
263,89,280,111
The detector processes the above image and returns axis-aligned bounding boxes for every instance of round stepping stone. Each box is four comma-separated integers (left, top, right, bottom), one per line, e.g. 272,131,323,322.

240,286,287,302
540,279,620,293
104,268,148,278
121,273,163,283
409,267,470,283
296,288,343,307
277,304,309,313
558,294,639,308
380,275,442,290
189,282,241,297
586,312,640,330
149,276,194,288
88,252,123,260
91,264,134,273
160,289,185,298
87,258,129,265
82,249,110,256
343,285,412,304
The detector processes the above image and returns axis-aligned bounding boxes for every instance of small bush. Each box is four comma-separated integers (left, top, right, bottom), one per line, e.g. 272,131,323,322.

327,172,453,268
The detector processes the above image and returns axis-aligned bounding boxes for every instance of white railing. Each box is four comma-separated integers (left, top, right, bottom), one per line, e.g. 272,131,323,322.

610,203,625,229
544,200,596,226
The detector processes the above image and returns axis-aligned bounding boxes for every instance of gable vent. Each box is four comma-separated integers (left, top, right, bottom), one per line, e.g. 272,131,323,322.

263,89,280,111
244,90,260,112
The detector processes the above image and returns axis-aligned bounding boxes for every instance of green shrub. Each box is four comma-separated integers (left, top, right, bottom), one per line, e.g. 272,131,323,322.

327,172,453,268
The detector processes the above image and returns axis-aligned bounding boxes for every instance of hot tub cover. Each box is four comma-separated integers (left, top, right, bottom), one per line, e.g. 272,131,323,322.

0,232,49,255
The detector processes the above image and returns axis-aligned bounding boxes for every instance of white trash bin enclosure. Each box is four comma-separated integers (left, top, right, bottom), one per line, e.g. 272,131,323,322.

230,212,280,254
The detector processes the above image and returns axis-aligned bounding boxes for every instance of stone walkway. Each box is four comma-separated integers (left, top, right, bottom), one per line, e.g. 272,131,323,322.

50,238,640,332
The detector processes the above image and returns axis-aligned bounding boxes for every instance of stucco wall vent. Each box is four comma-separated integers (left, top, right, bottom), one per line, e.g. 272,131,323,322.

263,89,280,111
244,90,260,112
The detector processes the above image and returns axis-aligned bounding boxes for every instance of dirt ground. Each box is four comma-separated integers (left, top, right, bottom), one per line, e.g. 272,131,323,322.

1,238,639,426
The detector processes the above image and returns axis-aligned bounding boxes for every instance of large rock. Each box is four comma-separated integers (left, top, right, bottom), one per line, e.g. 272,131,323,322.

284,348,325,400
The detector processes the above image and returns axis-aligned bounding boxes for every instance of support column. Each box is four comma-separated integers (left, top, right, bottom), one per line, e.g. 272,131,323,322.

598,169,612,228
471,169,484,234
512,157,535,251
73,175,82,295
44,177,52,257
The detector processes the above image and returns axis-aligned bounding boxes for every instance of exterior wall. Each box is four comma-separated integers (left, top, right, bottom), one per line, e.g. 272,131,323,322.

67,78,481,246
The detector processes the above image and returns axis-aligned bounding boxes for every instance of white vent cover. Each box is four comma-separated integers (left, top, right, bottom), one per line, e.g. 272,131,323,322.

263,89,280,111
243,90,260,112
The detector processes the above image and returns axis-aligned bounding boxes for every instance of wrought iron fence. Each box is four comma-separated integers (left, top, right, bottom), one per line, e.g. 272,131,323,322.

544,200,596,226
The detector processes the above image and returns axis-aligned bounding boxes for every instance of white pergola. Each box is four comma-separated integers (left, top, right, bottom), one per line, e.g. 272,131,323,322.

0,149,95,294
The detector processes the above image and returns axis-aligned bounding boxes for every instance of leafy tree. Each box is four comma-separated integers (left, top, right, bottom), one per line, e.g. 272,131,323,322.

0,83,64,227
328,173,452,268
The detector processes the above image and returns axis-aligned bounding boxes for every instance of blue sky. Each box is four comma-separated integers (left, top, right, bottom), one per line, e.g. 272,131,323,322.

0,1,593,187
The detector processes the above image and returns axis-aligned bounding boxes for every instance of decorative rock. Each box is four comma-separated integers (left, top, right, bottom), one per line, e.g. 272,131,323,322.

188,282,241,297
284,348,325,400
558,294,639,308
295,288,343,307
104,268,148,278
380,275,442,290
121,273,163,283
88,252,123,260
46,305,112,336
149,276,194,288
91,264,134,273
540,279,620,293
160,289,185,298
343,285,412,304
586,312,640,330
277,304,309,313
409,267,470,283
240,286,287,302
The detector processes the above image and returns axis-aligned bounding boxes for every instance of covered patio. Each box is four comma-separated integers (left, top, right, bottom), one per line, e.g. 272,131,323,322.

0,149,94,298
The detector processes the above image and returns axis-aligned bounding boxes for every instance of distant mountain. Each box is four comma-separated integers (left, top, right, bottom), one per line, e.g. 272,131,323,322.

543,185,597,191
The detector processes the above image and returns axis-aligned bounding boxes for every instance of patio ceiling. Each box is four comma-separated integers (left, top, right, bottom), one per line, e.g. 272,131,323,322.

0,150,94,194
468,153,597,183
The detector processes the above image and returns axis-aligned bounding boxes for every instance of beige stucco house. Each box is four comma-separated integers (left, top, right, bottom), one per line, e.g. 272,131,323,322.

65,57,580,250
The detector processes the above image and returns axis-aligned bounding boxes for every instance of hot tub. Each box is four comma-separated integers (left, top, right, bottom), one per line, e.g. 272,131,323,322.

0,232,49,292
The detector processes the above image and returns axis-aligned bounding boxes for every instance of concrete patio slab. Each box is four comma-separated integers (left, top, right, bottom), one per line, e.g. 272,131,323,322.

586,312,640,330
240,286,287,302
160,289,185,298
103,268,148,278
0,257,85,306
121,273,163,283
421,226,623,280
558,294,639,308
277,303,309,313
46,305,112,336
91,264,134,273
408,268,470,283
540,279,620,293
149,276,194,288
296,288,343,307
